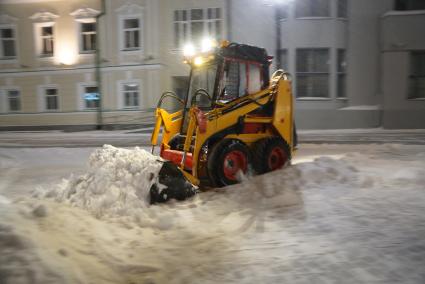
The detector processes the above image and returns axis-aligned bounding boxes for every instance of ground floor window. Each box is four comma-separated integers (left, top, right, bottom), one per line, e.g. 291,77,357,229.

44,88,59,110
172,76,189,100
395,0,425,11
7,90,21,112
296,48,330,98
409,51,425,99
83,86,99,109
122,83,139,108
337,49,347,98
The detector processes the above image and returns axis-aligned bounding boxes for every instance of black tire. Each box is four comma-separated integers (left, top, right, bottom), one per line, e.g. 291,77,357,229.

207,139,250,187
168,134,194,152
168,134,185,150
252,137,291,174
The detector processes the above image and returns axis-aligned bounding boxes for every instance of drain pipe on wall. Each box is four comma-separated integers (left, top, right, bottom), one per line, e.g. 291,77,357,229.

274,3,282,70
95,0,106,130
226,0,232,41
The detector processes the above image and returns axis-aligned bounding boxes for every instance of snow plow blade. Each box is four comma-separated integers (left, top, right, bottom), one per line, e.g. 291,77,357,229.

150,161,198,204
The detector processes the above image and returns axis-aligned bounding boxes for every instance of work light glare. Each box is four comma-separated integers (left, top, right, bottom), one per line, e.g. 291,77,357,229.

194,56,204,66
183,43,196,57
201,38,215,53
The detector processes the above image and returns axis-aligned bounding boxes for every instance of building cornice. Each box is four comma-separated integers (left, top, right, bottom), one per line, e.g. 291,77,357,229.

0,12,17,24
29,11,59,22
70,7,100,19
0,0,60,3
116,2,144,15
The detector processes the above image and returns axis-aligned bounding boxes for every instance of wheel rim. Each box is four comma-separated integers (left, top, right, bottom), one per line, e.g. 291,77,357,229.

223,150,247,181
268,146,287,170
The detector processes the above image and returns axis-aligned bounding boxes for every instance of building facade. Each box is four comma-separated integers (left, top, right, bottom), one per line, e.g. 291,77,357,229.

0,0,424,130
0,0,225,130
230,0,425,129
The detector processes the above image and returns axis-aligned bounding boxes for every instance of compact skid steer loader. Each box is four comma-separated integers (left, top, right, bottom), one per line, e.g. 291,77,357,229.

149,41,296,203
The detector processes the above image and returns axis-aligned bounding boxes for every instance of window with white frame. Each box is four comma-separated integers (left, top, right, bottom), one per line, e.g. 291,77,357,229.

7,90,21,112
206,8,222,41
337,49,347,98
296,48,330,98
122,18,140,50
44,88,59,110
295,0,330,18
174,10,188,48
395,0,425,10
40,25,54,57
173,8,222,48
0,27,16,59
122,83,139,108
80,22,96,53
70,8,100,53
408,51,425,99
30,12,58,58
83,86,99,109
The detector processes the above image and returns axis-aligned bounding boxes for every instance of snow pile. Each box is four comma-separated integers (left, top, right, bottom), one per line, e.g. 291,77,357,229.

36,145,164,219
33,145,364,225
297,156,360,187
0,200,67,284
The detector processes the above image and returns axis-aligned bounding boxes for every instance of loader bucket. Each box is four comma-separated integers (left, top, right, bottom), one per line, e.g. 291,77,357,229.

150,161,198,204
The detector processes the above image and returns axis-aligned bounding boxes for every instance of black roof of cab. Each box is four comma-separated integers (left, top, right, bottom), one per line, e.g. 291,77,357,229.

218,43,271,65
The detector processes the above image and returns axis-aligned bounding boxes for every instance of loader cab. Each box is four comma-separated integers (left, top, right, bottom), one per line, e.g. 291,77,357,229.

182,43,272,133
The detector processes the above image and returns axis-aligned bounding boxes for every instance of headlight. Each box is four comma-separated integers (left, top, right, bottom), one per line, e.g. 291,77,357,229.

183,43,196,57
201,38,215,53
194,56,204,66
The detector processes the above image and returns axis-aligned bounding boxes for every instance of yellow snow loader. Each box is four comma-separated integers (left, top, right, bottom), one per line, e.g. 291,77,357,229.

150,41,296,203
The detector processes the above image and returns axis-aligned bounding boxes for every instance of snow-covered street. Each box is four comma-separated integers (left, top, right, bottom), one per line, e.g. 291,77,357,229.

1,143,425,284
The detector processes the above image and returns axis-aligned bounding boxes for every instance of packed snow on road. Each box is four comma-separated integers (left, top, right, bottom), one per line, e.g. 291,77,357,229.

1,143,425,284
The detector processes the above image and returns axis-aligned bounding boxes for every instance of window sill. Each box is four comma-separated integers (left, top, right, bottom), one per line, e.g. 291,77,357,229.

121,107,140,111
0,58,18,64
38,56,55,62
296,97,332,101
336,97,348,100
121,48,141,52
407,97,425,101
295,16,333,20
79,51,95,55
382,10,425,18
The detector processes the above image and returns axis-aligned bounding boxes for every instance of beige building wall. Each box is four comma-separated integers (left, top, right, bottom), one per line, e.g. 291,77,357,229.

0,0,225,129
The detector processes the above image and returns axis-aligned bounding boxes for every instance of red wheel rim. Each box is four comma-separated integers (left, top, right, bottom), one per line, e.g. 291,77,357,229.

223,150,247,181
268,146,287,170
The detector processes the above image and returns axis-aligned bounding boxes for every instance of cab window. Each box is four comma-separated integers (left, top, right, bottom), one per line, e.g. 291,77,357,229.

248,63,262,94
218,59,264,103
